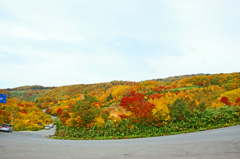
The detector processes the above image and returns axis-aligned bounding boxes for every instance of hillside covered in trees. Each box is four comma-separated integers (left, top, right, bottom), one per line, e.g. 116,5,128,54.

0,72,240,137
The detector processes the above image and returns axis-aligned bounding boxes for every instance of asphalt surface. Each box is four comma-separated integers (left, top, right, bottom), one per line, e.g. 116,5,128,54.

1,125,240,159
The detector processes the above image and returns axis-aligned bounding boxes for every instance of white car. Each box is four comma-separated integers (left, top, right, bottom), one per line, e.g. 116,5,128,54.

0,124,13,132
49,124,54,128
45,125,50,130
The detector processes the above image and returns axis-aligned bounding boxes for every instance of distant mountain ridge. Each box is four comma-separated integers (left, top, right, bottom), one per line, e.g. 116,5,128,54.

1,73,214,91
2,85,56,91
144,73,213,83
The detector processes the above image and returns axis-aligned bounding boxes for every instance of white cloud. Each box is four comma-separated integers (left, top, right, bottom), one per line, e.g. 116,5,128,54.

0,20,85,42
147,34,240,77
0,54,7,59
0,0,239,88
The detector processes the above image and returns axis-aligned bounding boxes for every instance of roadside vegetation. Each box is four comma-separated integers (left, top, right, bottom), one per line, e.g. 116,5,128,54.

0,86,54,131
0,98,53,131
54,105,240,140
1,72,240,137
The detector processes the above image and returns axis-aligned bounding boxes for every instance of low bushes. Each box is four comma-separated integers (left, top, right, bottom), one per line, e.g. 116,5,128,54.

54,105,240,140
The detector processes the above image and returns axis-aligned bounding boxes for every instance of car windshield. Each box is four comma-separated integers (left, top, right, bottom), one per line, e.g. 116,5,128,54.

45,125,49,127
1,124,10,127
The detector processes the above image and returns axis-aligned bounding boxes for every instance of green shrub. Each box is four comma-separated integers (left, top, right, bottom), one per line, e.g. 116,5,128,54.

54,105,240,140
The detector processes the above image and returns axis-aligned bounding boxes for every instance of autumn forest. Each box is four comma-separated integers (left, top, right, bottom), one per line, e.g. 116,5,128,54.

0,72,240,139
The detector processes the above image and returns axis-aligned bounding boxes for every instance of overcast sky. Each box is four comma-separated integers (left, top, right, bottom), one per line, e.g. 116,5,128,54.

0,0,239,89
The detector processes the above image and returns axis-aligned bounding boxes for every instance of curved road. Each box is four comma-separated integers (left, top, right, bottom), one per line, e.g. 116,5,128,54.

0,125,240,159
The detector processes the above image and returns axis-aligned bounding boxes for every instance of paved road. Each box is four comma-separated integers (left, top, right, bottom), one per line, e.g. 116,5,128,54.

0,125,240,159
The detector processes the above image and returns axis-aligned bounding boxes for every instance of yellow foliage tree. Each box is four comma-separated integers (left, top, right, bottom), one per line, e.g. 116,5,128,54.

0,98,52,131
218,88,240,104
111,85,132,100
94,115,105,128
148,97,170,124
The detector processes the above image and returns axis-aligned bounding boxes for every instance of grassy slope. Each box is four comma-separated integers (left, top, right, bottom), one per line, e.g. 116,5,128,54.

172,86,199,91
9,90,51,102
9,91,26,99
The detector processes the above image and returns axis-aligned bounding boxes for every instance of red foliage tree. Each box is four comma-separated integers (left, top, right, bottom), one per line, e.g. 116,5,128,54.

146,93,165,100
120,91,155,124
235,98,240,104
59,111,70,125
45,108,51,114
57,108,63,116
235,98,240,106
220,97,231,106
198,81,203,86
